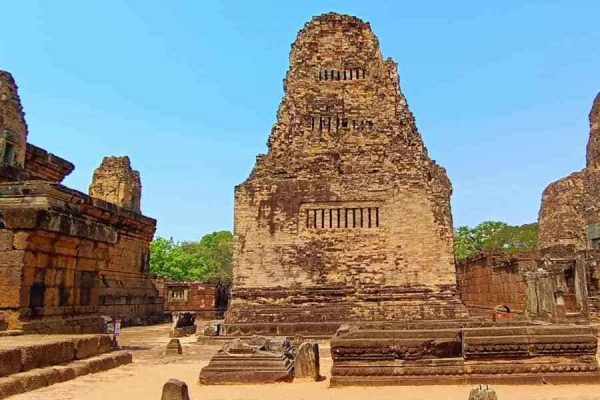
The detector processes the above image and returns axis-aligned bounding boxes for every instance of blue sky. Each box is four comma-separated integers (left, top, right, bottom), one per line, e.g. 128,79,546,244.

1,1,598,241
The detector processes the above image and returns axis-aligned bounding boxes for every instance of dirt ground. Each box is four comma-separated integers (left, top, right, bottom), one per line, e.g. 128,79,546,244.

8,323,600,400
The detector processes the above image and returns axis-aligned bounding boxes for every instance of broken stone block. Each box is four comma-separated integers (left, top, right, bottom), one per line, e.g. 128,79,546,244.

294,341,320,381
170,312,197,338
199,336,294,384
161,379,190,400
203,321,221,336
166,339,182,355
468,386,498,400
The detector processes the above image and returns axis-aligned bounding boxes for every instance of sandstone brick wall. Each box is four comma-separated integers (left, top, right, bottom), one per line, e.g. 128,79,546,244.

159,280,229,319
456,252,530,316
0,183,161,332
226,13,467,329
89,156,142,214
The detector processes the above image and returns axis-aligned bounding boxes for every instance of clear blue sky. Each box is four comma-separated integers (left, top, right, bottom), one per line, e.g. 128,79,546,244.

2,1,598,241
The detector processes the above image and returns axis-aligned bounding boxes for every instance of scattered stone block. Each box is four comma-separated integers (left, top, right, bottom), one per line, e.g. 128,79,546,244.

166,339,183,355
468,386,498,400
161,379,190,400
203,321,221,336
294,341,320,381
199,336,294,384
170,312,196,338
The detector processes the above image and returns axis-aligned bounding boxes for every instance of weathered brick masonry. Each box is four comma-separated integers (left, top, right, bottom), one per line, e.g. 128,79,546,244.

225,13,467,335
0,70,162,333
156,279,230,320
536,93,600,320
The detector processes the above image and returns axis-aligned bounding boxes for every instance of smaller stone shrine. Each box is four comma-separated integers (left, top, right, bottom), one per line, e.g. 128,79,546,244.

199,336,294,384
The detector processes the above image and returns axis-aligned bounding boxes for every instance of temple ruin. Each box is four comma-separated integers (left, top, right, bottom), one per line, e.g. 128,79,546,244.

210,13,600,386
225,12,467,336
0,70,162,333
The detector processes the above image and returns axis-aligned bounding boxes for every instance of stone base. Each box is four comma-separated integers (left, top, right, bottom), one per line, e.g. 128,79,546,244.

199,337,294,384
330,323,600,386
222,322,342,337
225,286,468,338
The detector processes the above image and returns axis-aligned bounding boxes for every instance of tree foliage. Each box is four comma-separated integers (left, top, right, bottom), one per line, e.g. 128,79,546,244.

454,221,538,261
149,231,234,283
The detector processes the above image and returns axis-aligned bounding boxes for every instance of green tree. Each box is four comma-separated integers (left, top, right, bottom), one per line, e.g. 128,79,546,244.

484,223,539,254
197,230,234,283
454,221,538,261
149,231,234,282
149,237,175,277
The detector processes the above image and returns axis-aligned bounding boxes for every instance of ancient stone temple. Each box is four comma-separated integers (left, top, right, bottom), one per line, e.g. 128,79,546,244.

224,13,467,336
0,70,162,333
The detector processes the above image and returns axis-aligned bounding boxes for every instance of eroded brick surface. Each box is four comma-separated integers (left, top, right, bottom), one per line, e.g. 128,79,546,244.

89,156,142,214
225,13,466,333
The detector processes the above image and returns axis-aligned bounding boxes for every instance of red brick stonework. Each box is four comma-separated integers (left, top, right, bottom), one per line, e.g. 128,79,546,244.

0,70,162,333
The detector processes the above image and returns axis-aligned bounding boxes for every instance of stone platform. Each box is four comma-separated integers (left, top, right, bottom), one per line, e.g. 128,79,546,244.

330,322,600,386
0,334,131,398
199,337,294,384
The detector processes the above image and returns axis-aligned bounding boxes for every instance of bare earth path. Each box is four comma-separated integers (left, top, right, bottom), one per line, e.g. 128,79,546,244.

9,324,600,400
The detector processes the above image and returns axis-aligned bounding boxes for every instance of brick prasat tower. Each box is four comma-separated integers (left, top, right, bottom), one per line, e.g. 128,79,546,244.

224,13,467,335
89,156,142,214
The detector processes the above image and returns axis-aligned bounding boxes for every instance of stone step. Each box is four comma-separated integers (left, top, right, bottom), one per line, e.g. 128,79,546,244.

0,350,132,399
0,335,112,377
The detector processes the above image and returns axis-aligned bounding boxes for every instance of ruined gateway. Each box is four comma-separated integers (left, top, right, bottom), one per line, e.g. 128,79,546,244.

225,13,467,336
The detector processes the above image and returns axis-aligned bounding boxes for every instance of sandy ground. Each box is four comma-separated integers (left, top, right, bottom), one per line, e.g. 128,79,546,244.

7,323,600,400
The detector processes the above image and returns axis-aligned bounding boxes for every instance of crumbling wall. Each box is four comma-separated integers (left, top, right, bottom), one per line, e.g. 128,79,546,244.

456,252,530,316
161,281,230,319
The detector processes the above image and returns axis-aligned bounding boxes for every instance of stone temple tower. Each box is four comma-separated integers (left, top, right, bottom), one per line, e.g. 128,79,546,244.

538,93,600,252
89,156,142,213
224,13,467,335
0,71,28,168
